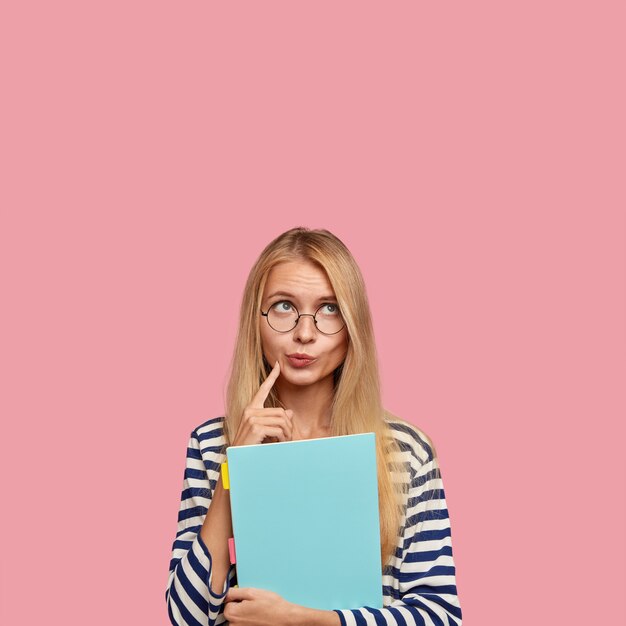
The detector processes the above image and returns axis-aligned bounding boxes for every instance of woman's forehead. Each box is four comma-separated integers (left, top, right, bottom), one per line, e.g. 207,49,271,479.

263,260,335,299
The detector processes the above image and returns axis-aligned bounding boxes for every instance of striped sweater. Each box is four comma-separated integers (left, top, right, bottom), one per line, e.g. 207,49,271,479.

165,416,462,626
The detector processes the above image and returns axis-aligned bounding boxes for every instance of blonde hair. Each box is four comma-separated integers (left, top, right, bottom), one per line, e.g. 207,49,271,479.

224,226,417,572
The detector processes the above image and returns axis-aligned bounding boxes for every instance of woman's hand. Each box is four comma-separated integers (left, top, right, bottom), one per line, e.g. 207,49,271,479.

231,361,293,447
223,587,299,625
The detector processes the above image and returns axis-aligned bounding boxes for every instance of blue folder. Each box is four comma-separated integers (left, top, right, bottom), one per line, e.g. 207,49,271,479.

226,432,383,611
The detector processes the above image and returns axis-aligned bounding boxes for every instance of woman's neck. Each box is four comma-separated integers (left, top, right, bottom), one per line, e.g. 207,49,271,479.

276,376,334,438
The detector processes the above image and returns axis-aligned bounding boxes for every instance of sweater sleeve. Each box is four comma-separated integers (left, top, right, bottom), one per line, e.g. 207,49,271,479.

333,454,462,626
165,430,237,626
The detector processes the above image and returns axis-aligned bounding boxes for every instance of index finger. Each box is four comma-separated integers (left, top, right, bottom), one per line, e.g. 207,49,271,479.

249,360,281,409
225,587,255,602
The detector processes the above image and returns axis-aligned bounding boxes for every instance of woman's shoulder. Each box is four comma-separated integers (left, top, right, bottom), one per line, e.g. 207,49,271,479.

190,415,227,447
382,411,437,469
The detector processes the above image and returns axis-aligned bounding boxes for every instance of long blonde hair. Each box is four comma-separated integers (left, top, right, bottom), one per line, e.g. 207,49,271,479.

224,226,413,573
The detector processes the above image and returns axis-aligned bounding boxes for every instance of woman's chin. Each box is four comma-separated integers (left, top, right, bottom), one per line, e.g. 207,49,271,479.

282,371,316,385
281,365,335,387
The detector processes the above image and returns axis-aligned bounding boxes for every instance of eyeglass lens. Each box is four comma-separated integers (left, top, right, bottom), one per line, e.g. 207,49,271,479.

267,301,344,334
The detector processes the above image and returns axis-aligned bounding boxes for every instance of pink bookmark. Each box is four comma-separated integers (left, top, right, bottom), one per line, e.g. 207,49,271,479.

228,537,236,564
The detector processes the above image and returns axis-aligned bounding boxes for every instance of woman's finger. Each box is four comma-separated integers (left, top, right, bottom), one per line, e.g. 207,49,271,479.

232,415,292,447
249,361,281,410
225,587,260,602
247,415,292,440
255,425,287,441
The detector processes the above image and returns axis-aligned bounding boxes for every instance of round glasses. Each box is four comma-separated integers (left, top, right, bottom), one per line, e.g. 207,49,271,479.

261,300,345,335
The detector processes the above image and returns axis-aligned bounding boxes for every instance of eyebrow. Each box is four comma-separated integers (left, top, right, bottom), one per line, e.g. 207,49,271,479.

266,291,338,302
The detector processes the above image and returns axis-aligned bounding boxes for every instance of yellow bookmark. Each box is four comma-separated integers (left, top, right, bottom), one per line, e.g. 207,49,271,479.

221,461,230,490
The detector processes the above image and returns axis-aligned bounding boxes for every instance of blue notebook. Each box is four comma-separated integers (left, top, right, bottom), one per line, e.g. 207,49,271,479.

225,432,383,611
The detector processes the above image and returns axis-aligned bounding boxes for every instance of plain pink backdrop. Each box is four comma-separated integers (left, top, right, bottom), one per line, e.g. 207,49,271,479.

1,2,624,625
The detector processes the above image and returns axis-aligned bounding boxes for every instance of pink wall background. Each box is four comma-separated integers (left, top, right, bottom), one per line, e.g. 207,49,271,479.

1,2,624,625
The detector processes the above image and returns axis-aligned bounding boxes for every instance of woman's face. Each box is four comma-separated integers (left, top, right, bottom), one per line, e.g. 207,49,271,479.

260,259,348,388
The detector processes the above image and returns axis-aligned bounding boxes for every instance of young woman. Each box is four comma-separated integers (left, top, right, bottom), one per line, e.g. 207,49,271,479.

165,227,462,626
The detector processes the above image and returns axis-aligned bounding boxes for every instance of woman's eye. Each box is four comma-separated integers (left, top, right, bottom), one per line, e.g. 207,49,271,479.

322,303,339,315
272,300,293,312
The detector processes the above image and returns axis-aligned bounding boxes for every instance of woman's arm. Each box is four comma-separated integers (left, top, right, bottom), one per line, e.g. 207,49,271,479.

200,469,233,595
223,452,461,625
165,427,236,626
331,454,462,626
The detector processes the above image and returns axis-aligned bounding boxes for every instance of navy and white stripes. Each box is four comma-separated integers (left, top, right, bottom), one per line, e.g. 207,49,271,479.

165,417,462,626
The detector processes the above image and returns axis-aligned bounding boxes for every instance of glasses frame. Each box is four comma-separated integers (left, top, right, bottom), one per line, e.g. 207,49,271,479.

260,301,346,335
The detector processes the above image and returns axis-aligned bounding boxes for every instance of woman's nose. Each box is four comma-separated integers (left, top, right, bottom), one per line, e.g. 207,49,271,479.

293,314,317,341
